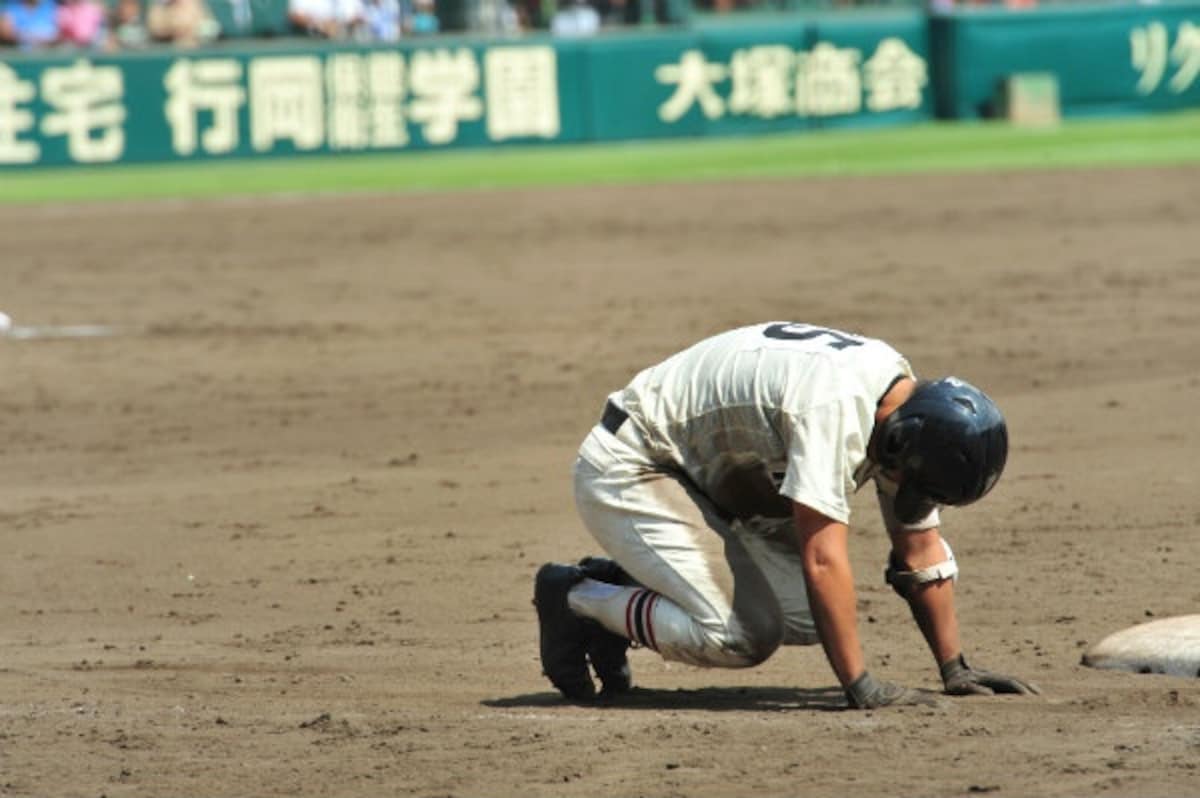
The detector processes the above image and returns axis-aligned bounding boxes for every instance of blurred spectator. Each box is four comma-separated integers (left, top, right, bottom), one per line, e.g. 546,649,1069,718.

406,0,436,34
57,0,108,47
0,0,59,49
109,0,149,47
288,0,365,38
471,0,521,34
618,0,675,24
146,0,219,46
362,0,400,40
590,0,625,25
550,0,597,36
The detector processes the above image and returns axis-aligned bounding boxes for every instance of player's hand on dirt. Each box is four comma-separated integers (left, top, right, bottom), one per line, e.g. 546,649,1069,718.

939,654,1041,697
844,671,940,709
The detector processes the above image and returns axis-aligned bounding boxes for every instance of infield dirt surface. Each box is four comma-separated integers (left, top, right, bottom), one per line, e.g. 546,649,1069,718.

1,166,1199,797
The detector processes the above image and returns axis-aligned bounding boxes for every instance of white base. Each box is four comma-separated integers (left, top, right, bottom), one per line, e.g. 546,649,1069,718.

1082,614,1200,678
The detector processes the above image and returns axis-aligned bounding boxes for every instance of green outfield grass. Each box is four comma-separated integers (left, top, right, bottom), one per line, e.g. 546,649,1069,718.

2,111,1199,204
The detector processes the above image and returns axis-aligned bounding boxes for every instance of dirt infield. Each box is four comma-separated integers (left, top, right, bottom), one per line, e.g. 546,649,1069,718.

2,166,1199,797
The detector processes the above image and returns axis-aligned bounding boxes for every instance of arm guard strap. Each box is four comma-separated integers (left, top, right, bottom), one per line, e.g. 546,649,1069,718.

884,538,958,599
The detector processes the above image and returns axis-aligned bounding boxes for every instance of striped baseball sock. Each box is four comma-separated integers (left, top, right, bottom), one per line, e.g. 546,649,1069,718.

570,578,756,668
568,578,675,651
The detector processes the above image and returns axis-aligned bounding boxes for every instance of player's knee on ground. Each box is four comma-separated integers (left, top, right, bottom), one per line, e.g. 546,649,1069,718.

653,601,783,669
569,579,783,670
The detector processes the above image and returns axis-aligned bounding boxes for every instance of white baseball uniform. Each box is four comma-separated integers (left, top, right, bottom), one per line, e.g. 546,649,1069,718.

568,322,939,668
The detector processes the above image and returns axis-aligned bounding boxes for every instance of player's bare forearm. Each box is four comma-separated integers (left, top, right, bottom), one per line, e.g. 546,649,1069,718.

890,528,962,666
906,578,962,666
805,558,865,687
792,506,864,687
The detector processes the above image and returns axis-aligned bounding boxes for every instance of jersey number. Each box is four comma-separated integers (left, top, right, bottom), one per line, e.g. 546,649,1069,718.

763,323,864,350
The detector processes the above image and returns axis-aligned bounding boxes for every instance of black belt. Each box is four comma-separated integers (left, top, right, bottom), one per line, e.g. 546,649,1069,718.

601,400,628,435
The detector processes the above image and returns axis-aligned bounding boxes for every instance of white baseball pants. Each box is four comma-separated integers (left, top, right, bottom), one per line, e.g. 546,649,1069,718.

569,419,819,669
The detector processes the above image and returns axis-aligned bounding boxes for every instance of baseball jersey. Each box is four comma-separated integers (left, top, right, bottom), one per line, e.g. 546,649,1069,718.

598,322,914,525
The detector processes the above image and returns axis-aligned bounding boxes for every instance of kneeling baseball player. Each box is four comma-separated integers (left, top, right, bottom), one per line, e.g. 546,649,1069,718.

535,322,1040,708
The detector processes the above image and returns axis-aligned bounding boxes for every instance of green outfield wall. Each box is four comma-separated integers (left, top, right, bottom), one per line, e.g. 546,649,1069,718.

933,3,1200,119
0,2,1197,168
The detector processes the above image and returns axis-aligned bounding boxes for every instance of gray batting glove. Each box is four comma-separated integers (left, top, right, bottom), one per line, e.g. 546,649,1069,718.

844,671,940,709
939,654,1041,697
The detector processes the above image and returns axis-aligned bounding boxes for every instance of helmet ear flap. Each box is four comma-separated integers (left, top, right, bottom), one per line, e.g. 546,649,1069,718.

878,412,919,472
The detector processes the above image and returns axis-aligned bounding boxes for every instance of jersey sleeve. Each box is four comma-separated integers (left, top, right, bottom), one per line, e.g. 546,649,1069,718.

778,399,864,524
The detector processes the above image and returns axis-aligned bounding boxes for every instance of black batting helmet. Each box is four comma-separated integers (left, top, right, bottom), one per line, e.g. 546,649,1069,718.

877,377,1008,524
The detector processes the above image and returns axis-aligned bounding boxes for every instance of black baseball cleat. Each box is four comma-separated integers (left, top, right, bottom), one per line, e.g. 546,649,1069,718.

534,562,595,701
578,556,634,696
587,625,632,697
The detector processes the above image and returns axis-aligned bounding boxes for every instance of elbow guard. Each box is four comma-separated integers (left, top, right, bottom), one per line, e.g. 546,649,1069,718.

884,538,958,599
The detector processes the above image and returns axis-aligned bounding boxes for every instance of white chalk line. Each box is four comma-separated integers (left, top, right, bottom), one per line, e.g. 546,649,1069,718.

2,324,130,341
